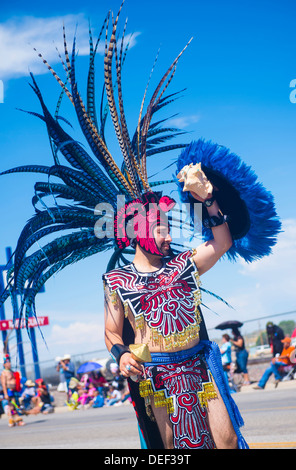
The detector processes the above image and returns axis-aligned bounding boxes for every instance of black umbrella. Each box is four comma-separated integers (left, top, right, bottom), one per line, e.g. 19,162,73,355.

215,320,243,331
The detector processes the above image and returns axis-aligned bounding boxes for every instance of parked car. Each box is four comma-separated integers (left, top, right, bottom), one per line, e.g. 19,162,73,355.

254,344,272,357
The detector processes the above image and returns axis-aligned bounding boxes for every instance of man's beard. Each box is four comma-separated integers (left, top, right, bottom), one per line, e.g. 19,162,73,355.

159,242,171,256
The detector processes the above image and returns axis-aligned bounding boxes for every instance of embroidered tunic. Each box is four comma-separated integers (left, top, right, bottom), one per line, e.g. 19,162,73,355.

103,250,202,350
103,251,249,449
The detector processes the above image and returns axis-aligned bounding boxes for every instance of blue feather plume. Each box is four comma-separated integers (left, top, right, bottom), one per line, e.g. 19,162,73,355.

176,139,282,263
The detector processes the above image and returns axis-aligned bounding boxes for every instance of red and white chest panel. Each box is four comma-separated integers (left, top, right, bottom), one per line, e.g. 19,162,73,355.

103,250,202,349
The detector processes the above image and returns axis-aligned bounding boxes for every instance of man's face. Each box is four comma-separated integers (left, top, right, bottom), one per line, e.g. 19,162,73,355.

153,224,172,256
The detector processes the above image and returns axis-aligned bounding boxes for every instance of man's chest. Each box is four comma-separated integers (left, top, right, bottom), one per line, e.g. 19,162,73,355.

104,251,202,344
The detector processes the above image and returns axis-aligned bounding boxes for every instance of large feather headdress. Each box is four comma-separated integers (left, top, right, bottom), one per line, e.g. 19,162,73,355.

0,1,191,329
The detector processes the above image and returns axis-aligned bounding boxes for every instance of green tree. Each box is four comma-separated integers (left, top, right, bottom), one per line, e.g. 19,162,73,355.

278,320,296,336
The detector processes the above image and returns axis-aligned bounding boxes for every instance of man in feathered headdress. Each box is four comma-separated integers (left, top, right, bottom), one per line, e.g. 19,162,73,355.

0,0,280,450
103,172,247,449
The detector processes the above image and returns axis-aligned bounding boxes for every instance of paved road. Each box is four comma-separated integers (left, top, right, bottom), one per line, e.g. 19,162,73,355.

1,382,295,449
0,404,140,449
234,383,296,449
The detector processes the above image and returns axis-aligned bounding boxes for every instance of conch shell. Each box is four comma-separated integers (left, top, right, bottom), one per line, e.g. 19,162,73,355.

177,163,213,200
129,343,151,363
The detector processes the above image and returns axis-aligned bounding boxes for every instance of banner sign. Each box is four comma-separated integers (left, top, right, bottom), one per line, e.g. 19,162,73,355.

0,316,49,331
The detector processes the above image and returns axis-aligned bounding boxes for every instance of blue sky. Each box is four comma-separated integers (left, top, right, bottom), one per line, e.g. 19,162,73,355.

0,0,295,364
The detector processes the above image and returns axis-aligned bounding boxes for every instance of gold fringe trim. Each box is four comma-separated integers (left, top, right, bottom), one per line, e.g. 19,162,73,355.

140,378,217,414
123,301,129,318
103,282,119,306
111,290,118,305
135,314,145,330
154,392,174,414
150,303,202,350
193,271,202,288
139,379,154,398
139,380,174,414
197,381,217,408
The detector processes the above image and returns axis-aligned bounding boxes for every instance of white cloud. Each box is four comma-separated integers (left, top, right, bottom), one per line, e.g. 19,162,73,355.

49,321,104,347
167,114,201,129
0,15,85,79
239,218,296,286
0,15,140,80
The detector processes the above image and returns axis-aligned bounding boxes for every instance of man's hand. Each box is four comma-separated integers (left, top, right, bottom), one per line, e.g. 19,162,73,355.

119,353,143,378
189,189,211,203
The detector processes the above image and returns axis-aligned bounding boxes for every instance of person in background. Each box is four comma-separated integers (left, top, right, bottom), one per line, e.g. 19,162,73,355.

254,337,295,389
89,389,105,408
1,356,25,427
266,322,285,357
90,370,107,389
220,334,232,368
78,380,97,407
6,401,25,427
57,354,75,398
230,328,250,385
56,356,67,392
35,378,54,414
106,385,122,406
25,378,54,415
66,377,83,410
19,379,36,411
220,334,232,383
1,355,17,402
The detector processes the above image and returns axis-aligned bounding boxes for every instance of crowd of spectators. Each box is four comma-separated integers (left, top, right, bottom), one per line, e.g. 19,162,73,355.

0,352,131,427
62,360,131,411
0,354,55,427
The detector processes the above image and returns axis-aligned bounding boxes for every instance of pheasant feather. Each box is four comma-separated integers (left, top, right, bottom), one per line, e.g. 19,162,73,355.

0,2,191,328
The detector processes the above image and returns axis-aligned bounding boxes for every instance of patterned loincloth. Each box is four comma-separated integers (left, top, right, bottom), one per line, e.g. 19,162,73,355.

140,349,217,449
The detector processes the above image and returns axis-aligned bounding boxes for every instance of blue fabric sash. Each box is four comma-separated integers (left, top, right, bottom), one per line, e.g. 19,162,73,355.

145,340,249,449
